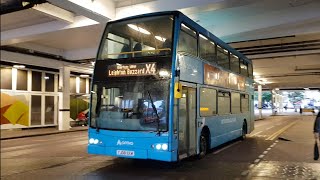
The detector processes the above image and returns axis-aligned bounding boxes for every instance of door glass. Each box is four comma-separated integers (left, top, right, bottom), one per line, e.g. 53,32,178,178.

178,86,196,155
178,87,188,154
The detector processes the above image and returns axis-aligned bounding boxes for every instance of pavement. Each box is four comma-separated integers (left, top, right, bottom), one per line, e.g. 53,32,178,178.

0,108,317,141
0,126,88,140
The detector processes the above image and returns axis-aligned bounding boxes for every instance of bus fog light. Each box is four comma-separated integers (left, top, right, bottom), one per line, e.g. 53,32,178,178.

155,144,161,150
93,139,99,144
161,144,168,150
89,138,95,144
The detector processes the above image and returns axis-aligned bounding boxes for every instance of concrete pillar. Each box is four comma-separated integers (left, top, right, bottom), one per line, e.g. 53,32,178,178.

271,89,276,115
58,66,71,130
258,85,262,119
279,94,283,113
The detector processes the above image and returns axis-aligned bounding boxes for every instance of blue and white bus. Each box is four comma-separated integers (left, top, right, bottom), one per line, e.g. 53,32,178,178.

88,11,254,162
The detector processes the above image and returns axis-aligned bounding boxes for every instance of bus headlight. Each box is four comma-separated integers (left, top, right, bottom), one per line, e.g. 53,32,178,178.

161,144,168,151
89,138,95,144
89,138,100,144
153,143,168,151
155,144,162,150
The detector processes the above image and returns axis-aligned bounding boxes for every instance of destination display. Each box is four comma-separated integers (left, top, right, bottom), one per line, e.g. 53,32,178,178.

204,64,246,91
108,62,157,77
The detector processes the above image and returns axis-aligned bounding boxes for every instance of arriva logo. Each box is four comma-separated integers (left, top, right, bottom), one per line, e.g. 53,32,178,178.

116,140,134,146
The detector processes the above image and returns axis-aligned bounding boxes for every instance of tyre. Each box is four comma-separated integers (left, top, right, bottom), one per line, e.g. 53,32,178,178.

198,133,208,159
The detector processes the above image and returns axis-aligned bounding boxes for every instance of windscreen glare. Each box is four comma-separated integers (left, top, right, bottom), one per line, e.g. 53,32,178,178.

98,15,174,60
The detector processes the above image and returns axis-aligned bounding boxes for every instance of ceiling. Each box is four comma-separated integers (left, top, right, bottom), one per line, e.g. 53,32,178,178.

1,0,320,90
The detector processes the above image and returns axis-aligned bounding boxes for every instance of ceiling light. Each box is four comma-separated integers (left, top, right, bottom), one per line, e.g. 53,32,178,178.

155,36,166,42
13,65,25,69
128,24,150,35
80,74,89,78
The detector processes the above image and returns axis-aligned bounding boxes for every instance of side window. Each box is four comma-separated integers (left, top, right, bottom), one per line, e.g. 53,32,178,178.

217,45,230,70
199,34,216,63
230,54,240,74
231,92,241,114
241,94,249,112
218,91,230,114
248,63,253,78
200,88,217,116
240,59,248,77
178,23,197,56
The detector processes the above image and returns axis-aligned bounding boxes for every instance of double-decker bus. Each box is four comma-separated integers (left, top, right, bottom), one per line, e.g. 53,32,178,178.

88,11,254,162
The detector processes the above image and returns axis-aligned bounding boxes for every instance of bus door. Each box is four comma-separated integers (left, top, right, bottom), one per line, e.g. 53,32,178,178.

178,85,197,157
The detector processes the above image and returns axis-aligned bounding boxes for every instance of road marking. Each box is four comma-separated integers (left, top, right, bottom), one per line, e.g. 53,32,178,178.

265,121,297,140
258,155,265,159
241,170,249,176
263,151,268,154
266,126,274,130
213,141,241,154
248,131,263,137
254,159,260,163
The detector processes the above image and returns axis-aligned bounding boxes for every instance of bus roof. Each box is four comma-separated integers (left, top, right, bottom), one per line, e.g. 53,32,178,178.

108,11,251,64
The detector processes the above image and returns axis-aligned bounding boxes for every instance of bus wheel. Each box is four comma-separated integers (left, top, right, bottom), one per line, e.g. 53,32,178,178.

241,122,247,140
198,133,208,159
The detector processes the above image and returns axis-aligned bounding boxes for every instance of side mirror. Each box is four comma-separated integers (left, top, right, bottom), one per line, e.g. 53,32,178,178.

174,82,182,99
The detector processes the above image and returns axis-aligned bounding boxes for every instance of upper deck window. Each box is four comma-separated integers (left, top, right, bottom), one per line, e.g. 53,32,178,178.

199,34,216,63
240,59,248,77
177,23,197,56
98,15,174,60
217,45,230,70
230,53,240,74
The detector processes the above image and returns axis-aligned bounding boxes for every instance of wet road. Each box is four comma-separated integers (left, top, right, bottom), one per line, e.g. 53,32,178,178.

1,115,319,180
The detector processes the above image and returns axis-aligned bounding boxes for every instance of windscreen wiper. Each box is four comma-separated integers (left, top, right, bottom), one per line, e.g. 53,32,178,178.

147,91,160,135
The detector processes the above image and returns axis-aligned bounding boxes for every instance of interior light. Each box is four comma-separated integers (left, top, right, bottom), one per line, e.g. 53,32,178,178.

155,36,166,42
44,76,49,80
181,23,190,30
128,24,150,35
159,69,170,78
199,34,208,40
13,65,25,69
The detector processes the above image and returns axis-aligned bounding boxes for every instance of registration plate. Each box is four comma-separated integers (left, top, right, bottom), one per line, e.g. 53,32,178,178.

116,150,135,156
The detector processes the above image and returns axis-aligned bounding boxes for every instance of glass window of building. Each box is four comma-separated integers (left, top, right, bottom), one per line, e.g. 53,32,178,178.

1,67,12,90
32,71,42,91
200,88,217,116
240,59,248,77
45,96,54,124
16,69,28,91
80,78,86,94
217,45,230,69
45,73,55,92
230,54,240,74
218,91,230,114
241,94,249,112
31,95,42,125
199,34,216,63
231,92,241,114
178,23,197,56
70,76,76,93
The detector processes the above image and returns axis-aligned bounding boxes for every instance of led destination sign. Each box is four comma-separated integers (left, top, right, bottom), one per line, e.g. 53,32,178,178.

108,62,157,77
